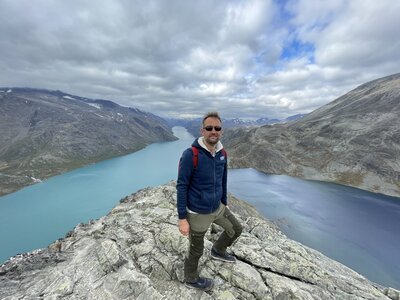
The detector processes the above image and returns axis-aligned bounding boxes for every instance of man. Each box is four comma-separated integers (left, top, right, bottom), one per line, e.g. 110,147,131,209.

176,112,243,290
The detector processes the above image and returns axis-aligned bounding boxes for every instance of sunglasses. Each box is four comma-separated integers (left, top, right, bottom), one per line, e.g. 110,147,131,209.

203,126,222,132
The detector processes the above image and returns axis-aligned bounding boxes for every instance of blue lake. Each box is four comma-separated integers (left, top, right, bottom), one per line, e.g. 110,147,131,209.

0,127,399,289
228,169,400,289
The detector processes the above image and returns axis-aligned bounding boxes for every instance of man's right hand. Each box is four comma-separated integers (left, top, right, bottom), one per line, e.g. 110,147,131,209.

178,219,190,236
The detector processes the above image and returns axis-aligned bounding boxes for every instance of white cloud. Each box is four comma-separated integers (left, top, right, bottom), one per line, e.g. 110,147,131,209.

0,0,399,119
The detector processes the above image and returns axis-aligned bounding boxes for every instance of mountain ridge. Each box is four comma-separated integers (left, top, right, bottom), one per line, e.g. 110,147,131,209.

224,73,400,198
166,114,304,137
0,88,177,196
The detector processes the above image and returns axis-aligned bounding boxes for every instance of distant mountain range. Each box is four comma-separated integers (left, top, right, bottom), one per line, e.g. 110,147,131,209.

0,88,176,196
166,114,304,137
224,73,400,198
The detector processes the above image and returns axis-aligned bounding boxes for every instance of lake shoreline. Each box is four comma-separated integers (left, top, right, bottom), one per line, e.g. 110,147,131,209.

1,127,399,289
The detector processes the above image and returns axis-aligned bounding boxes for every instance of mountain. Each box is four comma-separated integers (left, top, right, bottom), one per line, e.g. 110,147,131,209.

284,113,305,122
0,182,398,299
0,88,177,196
223,73,400,198
166,115,303,138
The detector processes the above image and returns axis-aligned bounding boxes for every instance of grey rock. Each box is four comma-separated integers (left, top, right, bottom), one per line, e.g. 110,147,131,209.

223,73,400,198
0,88,177,196
0,182,398,299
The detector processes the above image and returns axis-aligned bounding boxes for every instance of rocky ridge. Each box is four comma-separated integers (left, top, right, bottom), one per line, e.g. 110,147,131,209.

0,182,398,299
0,88,176,196
224,73,400,198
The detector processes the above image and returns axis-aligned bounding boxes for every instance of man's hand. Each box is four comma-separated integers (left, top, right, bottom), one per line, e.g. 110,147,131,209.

178,219,190,236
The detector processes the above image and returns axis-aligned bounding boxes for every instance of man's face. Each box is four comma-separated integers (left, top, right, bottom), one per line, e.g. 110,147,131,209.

201,117,223,146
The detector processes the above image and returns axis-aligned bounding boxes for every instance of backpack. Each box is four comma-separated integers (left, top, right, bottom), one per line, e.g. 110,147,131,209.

191,146,227,169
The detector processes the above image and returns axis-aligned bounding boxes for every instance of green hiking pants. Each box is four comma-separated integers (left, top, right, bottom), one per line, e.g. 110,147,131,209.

184,204,243,282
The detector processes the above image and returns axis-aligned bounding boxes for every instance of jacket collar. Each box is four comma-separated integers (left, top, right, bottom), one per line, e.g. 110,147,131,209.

197,137,223,155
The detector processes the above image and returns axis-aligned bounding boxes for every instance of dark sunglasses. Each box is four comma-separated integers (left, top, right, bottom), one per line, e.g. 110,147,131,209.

203,126,222,132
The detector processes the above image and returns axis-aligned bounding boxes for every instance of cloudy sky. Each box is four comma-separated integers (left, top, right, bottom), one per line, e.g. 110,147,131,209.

1,0,399,119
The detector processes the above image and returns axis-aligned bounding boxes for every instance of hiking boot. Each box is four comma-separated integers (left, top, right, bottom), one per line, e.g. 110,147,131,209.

184,277,214,290
210,247,236,263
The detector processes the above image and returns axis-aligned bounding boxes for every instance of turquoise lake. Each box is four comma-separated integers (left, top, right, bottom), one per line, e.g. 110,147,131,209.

0,127,399,289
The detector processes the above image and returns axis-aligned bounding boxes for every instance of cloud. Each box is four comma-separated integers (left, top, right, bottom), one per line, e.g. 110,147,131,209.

0,0,399,119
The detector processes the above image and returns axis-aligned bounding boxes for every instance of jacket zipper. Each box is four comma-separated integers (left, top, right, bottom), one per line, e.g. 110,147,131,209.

213,155,216,212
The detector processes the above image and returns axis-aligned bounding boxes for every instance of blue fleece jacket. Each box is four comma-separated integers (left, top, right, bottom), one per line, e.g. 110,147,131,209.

176,138,227,219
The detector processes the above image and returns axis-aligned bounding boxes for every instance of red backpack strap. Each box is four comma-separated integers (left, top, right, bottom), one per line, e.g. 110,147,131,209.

191,146,199,169
221,148,227,160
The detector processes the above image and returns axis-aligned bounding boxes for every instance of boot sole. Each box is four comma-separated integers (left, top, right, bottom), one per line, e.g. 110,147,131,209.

184,282,214,291
210,254,236,263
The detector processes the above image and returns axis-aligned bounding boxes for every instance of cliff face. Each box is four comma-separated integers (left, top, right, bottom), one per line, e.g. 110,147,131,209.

223,73,400,198
0,88,177,196
0,182,398,299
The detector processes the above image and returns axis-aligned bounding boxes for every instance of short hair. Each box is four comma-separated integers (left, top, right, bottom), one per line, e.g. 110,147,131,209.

202,112,222,126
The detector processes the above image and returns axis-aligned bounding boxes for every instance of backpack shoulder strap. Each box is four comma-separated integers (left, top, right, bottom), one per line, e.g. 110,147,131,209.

191,146,199,169
221,148,227,159
190,147,226,169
